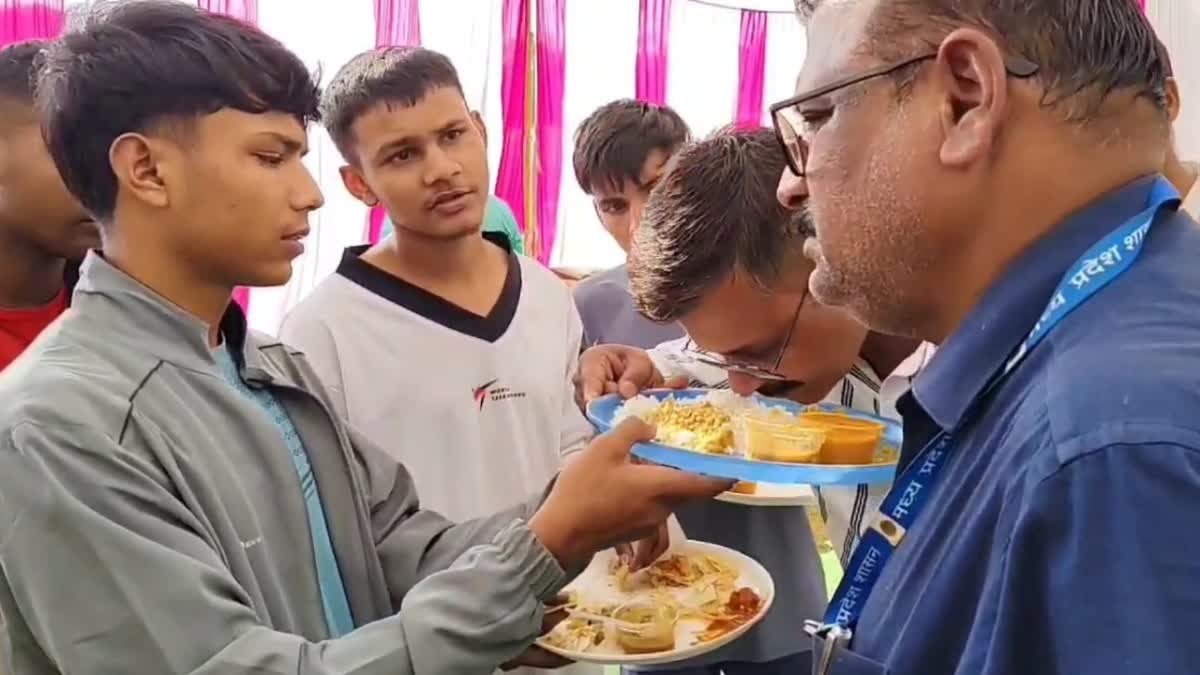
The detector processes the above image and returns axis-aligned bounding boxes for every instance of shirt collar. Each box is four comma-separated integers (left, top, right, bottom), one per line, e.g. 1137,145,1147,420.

913,174,1162,430
72,251,251,372
891,342,935,380
848,358,882,392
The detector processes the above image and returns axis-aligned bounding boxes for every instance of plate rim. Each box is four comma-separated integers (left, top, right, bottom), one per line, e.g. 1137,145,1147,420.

534,540,777,666
713,483,817,507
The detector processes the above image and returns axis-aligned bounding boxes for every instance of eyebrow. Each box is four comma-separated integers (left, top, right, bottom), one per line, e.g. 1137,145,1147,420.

370,118,469,165
255,131,308,157
373,136,417,164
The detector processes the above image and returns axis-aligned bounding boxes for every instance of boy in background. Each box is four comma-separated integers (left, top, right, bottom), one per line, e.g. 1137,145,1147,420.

0,40,98,371
280,50,604,673
571,100,690,349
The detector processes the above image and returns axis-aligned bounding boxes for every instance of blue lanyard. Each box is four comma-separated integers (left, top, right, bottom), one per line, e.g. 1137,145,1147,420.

819,177,1181,637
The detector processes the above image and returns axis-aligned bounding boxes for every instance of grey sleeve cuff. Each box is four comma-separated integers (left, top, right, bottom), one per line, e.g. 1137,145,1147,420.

492,519,570,602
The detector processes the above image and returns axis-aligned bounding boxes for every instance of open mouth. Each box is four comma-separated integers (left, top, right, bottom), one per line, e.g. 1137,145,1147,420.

429,189,472,210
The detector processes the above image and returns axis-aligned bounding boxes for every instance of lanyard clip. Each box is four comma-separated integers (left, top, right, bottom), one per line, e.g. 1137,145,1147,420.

870,513,907,547
807,621,853,675
804,619,853,639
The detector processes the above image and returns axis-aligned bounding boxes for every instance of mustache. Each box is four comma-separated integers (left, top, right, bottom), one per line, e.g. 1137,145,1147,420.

785,208,815,239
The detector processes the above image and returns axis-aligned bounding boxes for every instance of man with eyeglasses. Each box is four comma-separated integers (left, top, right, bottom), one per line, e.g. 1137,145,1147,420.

771,1,1200,674
578,126,931,675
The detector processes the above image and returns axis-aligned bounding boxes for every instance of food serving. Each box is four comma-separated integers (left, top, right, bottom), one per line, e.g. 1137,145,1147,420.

616,391,897,466
538,543,773,665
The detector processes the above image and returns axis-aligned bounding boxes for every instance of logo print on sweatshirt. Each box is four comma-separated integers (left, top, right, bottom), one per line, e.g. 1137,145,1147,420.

472,378,526,411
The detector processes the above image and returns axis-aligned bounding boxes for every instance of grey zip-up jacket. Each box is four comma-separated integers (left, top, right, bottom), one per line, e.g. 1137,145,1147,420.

0,254,571,674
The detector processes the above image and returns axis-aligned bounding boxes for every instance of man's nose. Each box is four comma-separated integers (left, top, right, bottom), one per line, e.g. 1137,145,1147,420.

629,194,647,230
727,371,765,396
776,166,808,210
296,163,325,212
424,145,461,185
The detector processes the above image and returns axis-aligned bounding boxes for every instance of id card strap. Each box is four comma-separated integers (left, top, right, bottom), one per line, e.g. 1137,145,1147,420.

819,177,1180,636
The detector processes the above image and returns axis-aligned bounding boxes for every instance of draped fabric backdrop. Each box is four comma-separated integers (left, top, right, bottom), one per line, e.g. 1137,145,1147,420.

553,0,800,268
1146,0,1200,163
555,0,638,267
734,9,767,127
369,0,422,245
635,0,672,104
494,0,530,250
0,0,64,45
534,0,565,263
197,0,256,24
375,0,420,51
198,0,259,312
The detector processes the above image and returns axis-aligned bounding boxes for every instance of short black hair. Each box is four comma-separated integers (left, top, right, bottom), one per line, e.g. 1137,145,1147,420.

796,0,1169,122
1157,36,1173,79
573,99,691,195
0,40,46,102
321,46,464,162
629,126,810,322
38,0,321,222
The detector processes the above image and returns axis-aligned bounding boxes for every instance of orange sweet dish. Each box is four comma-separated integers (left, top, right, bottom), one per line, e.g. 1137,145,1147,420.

795,412,885,465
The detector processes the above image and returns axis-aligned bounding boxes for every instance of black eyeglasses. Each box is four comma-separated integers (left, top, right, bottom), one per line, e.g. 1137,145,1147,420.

769,53,1040,177
683,289,807,382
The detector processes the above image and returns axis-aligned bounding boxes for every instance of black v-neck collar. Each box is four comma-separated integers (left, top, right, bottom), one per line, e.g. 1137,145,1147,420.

337,232,522,343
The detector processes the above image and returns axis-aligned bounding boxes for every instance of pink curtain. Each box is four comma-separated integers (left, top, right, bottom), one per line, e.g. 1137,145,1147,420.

495,0,529,247
197,0,258,24
635,0,672,105
0,1,64,46
535,0,565,264
199,0,259,311
375,0,421,50
369,0,422,244
734,9,767,128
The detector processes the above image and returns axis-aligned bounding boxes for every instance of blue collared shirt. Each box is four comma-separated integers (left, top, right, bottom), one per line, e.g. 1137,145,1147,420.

841,176,1200,675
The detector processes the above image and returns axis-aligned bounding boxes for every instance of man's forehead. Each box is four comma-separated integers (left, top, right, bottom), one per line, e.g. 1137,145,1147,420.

683,276,790,354
795,0,882,94
592,152,670,198
591,183,631,200
199,109,308,148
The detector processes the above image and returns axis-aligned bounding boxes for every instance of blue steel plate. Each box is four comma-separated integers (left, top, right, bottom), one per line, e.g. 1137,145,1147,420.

586,389,900,486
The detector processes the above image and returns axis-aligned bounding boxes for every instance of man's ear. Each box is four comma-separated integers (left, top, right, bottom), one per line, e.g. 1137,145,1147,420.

471,111,488,147
109,132,170,209
934,28,1009,169
339,164,379,207
1166,78,1181,122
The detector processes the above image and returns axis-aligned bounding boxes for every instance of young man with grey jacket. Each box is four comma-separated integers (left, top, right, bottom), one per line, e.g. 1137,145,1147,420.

0,4,729,675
